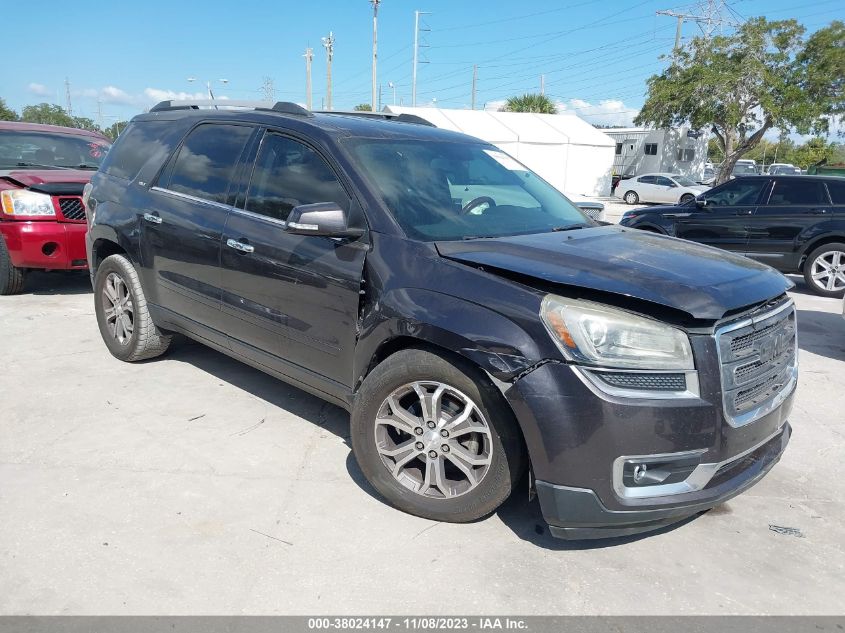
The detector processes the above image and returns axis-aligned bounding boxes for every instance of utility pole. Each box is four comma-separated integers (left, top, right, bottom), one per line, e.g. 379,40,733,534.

388,81,396,105
322,32,335,111
471,65,477,110
304,47,314,110
64,77,73,117
412,10,431,106
540,74,545,96
378,84,383,111
371,0,381,111
96,98,103,128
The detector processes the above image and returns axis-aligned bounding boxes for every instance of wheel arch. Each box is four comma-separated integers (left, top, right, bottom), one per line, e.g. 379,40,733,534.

798,233,845,271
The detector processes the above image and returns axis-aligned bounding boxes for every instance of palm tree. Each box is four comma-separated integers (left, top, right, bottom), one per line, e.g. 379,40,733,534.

500,94,557,114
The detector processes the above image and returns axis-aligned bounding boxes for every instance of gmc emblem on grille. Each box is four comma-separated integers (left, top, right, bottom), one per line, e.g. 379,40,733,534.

758,329,789,364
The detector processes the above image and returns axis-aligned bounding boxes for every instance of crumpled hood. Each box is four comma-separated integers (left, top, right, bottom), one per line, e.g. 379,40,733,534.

436,226,792,320
0,168,93,186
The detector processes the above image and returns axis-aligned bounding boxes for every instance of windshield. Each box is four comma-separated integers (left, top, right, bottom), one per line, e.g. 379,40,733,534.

0,130,111,170
347,139,589,241
671,175,697,186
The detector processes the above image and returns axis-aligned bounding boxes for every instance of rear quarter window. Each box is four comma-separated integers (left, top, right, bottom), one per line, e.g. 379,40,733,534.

826,179,845,204
100,121,179,181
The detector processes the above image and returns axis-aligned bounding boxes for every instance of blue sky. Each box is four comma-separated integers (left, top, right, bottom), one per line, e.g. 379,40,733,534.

2,0,842,130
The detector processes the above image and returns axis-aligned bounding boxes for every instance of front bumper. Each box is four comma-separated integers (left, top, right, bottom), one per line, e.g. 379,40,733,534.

536,422,790,539
0,220,88,270
504,350,794,540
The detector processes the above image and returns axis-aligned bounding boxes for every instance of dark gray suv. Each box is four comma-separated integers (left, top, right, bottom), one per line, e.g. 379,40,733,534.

84,101,796,539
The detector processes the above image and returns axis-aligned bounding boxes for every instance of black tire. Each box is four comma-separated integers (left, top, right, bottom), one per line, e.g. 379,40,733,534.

94,254,171,361
680,193,695,204
803,242,845,297
351,348,525,523
623,190,639,204
0,235,26,295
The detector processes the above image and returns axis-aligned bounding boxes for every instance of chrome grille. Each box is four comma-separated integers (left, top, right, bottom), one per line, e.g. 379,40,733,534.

716,301,797,426
58,197,86,221
580,206,602,220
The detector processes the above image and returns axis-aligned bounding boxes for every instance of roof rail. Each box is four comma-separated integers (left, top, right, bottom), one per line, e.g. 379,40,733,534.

314,110,435,127
149,100,313,117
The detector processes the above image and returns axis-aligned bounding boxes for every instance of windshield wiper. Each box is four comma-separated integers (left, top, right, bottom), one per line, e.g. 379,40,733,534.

550,223,591,232
59,163,99,170
14,162,72,170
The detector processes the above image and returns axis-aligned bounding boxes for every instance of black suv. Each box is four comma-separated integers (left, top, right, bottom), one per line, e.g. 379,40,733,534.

85,101,796,540
619,175,845,297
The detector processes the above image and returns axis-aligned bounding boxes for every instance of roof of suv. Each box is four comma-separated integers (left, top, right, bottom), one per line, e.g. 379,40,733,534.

133,106,484,145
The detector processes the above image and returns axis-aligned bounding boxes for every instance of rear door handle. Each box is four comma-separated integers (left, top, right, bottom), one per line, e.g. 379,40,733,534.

807,208,829,215
226,238,255,254
735,209,754,216
143,212,162,224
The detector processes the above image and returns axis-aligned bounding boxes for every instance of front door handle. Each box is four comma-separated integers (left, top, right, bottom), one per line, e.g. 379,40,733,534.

226,238,255,254
735,209,754,216
807,208,829,215
143,212,162,224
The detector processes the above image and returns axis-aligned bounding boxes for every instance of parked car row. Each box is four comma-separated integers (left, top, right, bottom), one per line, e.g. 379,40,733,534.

618,172,710,205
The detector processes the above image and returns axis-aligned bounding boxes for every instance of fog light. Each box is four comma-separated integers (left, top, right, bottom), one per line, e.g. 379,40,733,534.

42,242,59,257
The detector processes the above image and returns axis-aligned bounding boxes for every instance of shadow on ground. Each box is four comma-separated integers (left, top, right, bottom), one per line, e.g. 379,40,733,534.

797,309,845,362
17,270,92,296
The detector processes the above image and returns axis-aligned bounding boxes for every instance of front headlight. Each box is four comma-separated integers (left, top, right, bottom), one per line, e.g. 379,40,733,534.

0,190,56,217
540,295,694,370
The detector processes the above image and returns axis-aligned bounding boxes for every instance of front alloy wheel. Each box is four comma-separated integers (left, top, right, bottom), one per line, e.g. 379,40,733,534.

374,381,493,499
102,272,135,345
804,243,845,297
351,348,524,523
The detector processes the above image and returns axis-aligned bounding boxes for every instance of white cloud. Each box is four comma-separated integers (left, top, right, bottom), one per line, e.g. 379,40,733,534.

143,88,211,103
100,86,134,105
558,98,637,127
27,83,51,96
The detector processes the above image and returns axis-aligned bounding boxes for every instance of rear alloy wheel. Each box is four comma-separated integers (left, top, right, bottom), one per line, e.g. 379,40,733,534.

624,190,639,204
351,349,524,523
94,254,171,361
680,193,695,204
0,235,26,295
803,242,845,297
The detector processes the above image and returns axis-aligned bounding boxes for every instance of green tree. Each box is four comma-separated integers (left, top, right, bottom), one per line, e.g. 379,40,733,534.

21,103,75,127
500,93,557,114
71,116,101,133
636,18,845,184
0,97,18,121
103,121,129,141
353,103,373,111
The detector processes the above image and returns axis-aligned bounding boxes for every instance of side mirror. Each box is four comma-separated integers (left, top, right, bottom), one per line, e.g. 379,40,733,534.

695,196,707,208
285,202,364,238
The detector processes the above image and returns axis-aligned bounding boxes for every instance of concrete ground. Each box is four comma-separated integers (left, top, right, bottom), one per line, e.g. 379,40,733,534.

1,271,844,615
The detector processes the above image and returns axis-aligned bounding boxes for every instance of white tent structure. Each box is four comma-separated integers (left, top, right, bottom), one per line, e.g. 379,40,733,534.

382,106,616,197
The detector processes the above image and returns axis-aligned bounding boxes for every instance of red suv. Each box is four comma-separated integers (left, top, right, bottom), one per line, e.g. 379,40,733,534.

0,121,111,294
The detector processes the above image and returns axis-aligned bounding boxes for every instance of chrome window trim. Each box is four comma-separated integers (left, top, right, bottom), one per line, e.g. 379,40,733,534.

228,205,289,229
575,367,700,400
150,186,233,211
715,299,798,428
612,424,786,499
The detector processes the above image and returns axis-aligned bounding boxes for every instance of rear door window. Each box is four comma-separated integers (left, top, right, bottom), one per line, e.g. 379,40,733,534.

766,179,829,206
638,175,656,184
244,133,348,222
165,124,253,205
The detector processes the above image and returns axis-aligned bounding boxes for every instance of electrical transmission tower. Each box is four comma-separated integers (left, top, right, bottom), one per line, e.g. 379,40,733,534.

657,0,740,54
322,32,335,111
65,77,73,116
411,10,431,107
261,77,275,102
